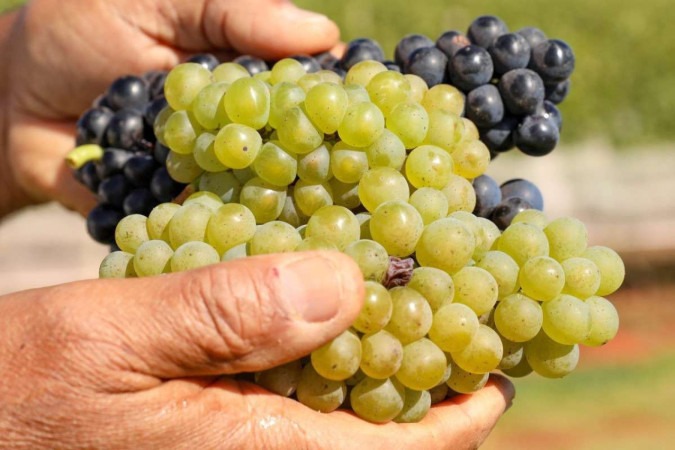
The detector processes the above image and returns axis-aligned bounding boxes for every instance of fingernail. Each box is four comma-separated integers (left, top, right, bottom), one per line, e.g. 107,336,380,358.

278,253,345,322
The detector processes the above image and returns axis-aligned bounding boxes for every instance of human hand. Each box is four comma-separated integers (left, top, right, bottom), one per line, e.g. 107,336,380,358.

0,251,513,449
1,0,341,216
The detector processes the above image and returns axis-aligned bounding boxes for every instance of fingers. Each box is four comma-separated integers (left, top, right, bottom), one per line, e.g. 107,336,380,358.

162,0,340,59
58,251,364,384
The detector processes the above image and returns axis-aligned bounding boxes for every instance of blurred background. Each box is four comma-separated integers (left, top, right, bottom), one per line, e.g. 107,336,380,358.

1,0,674,448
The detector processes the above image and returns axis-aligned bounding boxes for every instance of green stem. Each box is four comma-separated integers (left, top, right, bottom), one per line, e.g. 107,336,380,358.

65,144,104,169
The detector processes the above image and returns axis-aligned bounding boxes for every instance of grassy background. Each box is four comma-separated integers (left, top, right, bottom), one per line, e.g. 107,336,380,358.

2,0,674,147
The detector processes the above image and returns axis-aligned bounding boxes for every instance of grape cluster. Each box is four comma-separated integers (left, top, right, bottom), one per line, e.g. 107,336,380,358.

322,15,573,157
92,50,624,424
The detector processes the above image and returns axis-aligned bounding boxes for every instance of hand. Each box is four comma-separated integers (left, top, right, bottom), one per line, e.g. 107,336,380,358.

0,251,513,449
1,0,341,216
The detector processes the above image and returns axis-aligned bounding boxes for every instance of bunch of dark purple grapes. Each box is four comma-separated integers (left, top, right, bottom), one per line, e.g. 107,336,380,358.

314,15,573,158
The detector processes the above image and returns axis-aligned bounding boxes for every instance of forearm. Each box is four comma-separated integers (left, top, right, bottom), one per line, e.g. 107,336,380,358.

0,9,30,219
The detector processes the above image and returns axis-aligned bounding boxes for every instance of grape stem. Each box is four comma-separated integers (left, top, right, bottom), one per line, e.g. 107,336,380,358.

65,144,104,169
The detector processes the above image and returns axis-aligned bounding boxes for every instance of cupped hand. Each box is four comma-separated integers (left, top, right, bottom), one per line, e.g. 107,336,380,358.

3,0,340,214
0,251,513,449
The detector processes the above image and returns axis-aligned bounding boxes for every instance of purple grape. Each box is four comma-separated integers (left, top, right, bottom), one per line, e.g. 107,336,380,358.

448,45,494,92
395,34,434,69
466,84,504,128
75,107,114,146
498,68,545,115
86,205,124,244
500,179,544,210
233,55,269,75
529,39,575,83
473,174,502,218
106,75,149,111
490,197,533,230
187,53,220,71
467,15,508,48
488,33,531,76
514,114,559,157
436,30,471,58
408,47,448,87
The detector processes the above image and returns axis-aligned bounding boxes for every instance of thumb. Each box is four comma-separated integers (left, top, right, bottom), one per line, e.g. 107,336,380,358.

69,251,364,380
171,0,340,59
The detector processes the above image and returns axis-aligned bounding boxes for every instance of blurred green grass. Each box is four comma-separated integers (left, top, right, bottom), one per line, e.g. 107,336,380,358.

2,0,674,147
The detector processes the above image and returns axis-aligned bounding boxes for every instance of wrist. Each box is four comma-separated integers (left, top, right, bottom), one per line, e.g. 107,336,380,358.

0,10,31,219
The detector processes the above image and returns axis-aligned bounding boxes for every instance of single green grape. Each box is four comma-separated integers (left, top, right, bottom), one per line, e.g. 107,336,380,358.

385,286,433,344
311,330,362,381
170,241,220,272
583,296,620,346
304,82,349,134
494,293,543,342
99,251,136,279
358,167,410,213
133,240,173,277
115,214,149,254
407,266,455,312
518,255,566,301
205,203,257,255
582,246,625,296
223,77,270,130
428,303,479,352
450,324,503,374
344,239,389,282
405,144,454,189
350,376,405,424
542,294,592,345
296,364,346,413
360,330,403,379
249,221,302,255
525,330,579,378
395,338,447,391
239,177,287,224
415,218,475,274
338,101,385,148
164,63,212,111
386,102,429,149
369,201,424,257
452,266,499,316
213,123,262,169
365,128,407,171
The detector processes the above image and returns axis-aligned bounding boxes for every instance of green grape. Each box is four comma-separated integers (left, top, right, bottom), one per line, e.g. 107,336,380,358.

365,128,407,170
253,141,297,187
330,141,369,183
316,69,343,84
451,139,490,179
428,303,479,352
311,329,362,381
498,336,525,371
473,217,501,261
423,110,464,152
277,188,309,228
268,82,306,129
249,221,302,255
353,281,393,334
512,209,548,229
146,202,180,241
205,203,257,254
254,359,303,397
494,293,543,342
223,77,270,130
369,201,423,257
356,212,372,240
239,177,287,224
360,330,403,379
233,165,258,184
269,58,306,85
297,142,332,184
168,202,212,249
561,257,602,298
404,74,428,103
193,132,228,172
295,236,338,251
386,102,429,150
303,202,361,248
338,102,385,148
164,110,201,155
344,239,389,282
394,389,431,423
277,106,323,154
501,353,534,378
519,255,566,301
170,241,220,272
366,70,411,117
525,330,579,378
293,179,333,216
350,376,405,424
385,286,433,344
115,214,149,253
166,150,203,183
183,191,223,213
446,359,490,394
582,246,625,296
441,174,477,213
164,62,212,111
415,218,475,274
407,267,455,312
421,84,465,116
99,251,136,279
329,179,361,209
544,217,588,261
221,242,248,261
253,70,272,82
459,117,480,142
297,72,323,92
213,123,262,169
345,60,387,87
583,296,620,346
448,210,481,244
395,338,447,391
409,188,449,225
198,170,241,203
212,62,250,83
542,294,592,345
405,144,454,189
153,105,175,146
451,324,503,374
358,167,410,213
344,368,367,387
192,81,230,130
304,82,349,134
475,251,519,299
428,383,449,405
497,222,550,266
452,266,498,316
296,364,346,413
343,84,371,106
133,240,173,277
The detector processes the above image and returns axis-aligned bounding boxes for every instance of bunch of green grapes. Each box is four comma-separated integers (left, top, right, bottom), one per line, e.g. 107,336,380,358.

98,57,624,424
